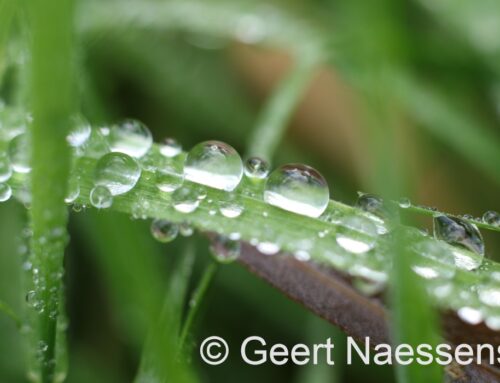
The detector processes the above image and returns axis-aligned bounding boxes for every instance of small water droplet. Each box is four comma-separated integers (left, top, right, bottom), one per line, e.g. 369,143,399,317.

0,154,12,182
64,178,80,203
356,193,395,219
235,14,266,44
151,219,179,243
90,185,113,209
94,152,141,195
184,141,243,191
433,215,484,256
411,240,455,279
108,119,152,158
256,241,280,255
0,183,12,202
210,235,240,263
244,157,270,180
155,166,183,193
398,198,411,209
67,115,91,147
159,137,182,157
482,210,500,226
478,287,500,307
457,306,482,325
294,250,310,262
219,194,243,218
179,222,194,237
264,164,329,218
336,215,377,254
172,186,200,213
8,133,31,173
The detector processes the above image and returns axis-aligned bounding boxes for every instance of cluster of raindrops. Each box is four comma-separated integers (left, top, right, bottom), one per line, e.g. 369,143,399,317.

3,108,500,330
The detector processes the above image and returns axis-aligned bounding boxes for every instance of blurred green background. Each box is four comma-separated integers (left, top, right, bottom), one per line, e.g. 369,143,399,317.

1,0,499,382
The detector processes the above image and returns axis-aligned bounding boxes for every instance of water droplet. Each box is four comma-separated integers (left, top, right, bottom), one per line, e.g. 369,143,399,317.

457,306,482,325
482,210,500,226
0,154,12,182
433,215,484,255
398,198,411,209
294,250,311,262
179,222,194,237
0,183,12,202
172,186,200,213
8,133,31,173
336,215,377,254
90,185,113,209
94,152,141,195
244,157,270,180
64,178,80,203
108,119,152,158
184,141,243,191
356,193,395,219
67,115,91,147
411,240,455,279
156,166,183,193
478,287,500,307
486,316,500,331
219,194,243,218
150,219,179,243
235,14,266,44
264,164,329,218
159,138,182,157
451,248,483,271
256,241,280,255
210,235,240,263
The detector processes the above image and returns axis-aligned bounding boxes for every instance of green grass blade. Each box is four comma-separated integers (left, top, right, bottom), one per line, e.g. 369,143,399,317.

246,55,319,161
390,228,443,383
28,0,75,381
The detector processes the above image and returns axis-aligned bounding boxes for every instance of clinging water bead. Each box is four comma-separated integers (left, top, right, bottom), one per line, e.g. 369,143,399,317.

482,211,500,227
0,183,12,202
244,157,270,179
67,115,91,148
94,152,141,196
159,138,182,157
150,219,179,243
264,164,329,218
8,133,31,173
108,119,153,158
433,215,485,256
89,185,113,209
184,140,243,191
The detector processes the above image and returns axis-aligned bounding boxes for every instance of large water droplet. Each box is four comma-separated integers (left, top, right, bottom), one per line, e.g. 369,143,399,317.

264,164,329,218
8,133,31,173
482,210,500,226
0,183,12,202
244,157,270,180
336,215,377,254
151,219,179,243
172,186,200,213
94,152,141,196
90,185,113,209
433,215,484,255
184,141,243,191
159,138,182,157
108,119,152,158
0,154,12,182
210,235,240,263
67,115,91,147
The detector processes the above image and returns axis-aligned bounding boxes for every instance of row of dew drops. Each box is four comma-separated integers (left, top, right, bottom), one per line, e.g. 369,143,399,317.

2,110,500,328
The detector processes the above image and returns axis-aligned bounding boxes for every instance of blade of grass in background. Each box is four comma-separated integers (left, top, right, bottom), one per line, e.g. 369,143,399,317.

78,212,196,383
28,0,75,381
246,54,319,161
0,0,15,82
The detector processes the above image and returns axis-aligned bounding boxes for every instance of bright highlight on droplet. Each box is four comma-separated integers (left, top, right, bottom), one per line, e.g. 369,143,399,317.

159,138,182,157
90,185,113,209
8,133,31,173
0,183,12,202
264,164,329,218
67,115,91,148
433,215,484,256
94,152,141,196
108,119,152,158
336,215,377,254
184,140,243,191
172,186,200,213
210,235,241,263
